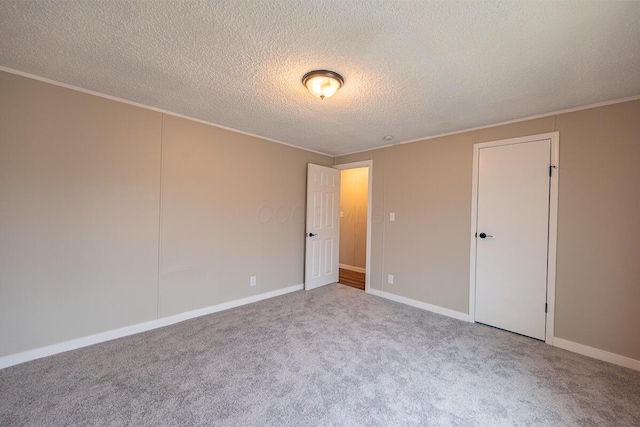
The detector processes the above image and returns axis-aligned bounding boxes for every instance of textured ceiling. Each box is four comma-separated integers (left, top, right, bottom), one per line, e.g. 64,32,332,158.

1,1,639,156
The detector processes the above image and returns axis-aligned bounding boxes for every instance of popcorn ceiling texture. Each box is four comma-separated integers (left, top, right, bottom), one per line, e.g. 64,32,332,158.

1,1,639,155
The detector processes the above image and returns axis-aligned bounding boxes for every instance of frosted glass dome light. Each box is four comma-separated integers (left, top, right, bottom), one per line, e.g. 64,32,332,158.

302,70,344,100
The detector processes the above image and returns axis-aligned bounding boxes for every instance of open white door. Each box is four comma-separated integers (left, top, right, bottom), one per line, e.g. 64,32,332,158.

305,164,340,290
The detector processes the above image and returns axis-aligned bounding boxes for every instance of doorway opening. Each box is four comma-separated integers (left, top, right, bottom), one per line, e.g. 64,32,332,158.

334,161,372,292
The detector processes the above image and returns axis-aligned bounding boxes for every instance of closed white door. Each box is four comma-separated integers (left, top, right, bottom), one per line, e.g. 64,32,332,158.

475,139,551,340
305,164,340,290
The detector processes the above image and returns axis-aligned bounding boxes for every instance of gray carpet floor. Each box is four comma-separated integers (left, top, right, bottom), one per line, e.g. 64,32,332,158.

1,284,639,426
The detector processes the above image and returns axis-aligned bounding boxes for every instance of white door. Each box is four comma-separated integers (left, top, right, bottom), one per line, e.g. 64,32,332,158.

475,139,551,340
305,164,340,290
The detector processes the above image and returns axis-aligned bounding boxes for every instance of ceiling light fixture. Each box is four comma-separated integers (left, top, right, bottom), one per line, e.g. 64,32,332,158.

302,70,344,100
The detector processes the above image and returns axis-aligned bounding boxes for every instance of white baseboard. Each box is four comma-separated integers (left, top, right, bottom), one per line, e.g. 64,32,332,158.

368,288,470,322
367,289,639,371
0,284,303,370
339,263,366,274
6,284,637,374
553,337,640,371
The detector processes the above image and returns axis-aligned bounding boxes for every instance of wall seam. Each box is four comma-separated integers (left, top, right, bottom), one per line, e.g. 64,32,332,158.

260,140,267,291
156,114,165,319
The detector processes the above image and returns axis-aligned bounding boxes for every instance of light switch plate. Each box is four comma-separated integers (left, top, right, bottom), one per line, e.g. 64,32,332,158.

390,212,395,221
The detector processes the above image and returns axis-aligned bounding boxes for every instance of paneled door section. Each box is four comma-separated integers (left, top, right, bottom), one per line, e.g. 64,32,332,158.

474,138,552,340
305,164,340,290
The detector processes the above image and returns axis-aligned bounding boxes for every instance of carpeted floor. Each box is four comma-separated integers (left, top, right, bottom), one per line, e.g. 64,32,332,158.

1,284,639,426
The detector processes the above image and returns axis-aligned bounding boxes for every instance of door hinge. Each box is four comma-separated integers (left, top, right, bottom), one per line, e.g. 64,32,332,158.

475,232,477,238
545,303,548,313
549,165,556,176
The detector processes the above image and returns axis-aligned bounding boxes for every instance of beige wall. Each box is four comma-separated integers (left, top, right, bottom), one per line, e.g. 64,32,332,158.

335,100,640,360
339,168,368,269
0,71,331,357
159,115,330,316
2,69,639,363
0,72,162,356
554,103,640,360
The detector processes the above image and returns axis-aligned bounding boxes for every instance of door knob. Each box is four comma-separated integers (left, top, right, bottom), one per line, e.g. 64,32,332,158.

308,233,317,237
479,232,493,239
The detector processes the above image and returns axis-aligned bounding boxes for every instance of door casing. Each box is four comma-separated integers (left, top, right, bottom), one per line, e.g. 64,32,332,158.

468,132,559,345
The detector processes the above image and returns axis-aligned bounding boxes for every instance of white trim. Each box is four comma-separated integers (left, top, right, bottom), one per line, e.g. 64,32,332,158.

336,96,640,157
339,264,366,274
333,160,373,293
333,160,373,170
553,337,640,371
369,288,470,322
468,146,480,324
0,66,328,157
468,132,560,343
0,284,303,370
372,285,639,371
546,134,560,345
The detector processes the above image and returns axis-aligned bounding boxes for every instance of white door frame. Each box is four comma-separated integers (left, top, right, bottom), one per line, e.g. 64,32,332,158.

468,132,559,345
333,160,373,293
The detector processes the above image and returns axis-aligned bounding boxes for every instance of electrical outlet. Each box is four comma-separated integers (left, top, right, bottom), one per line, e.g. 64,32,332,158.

250,275,257,287
390,212,395,221
387,274,394,284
